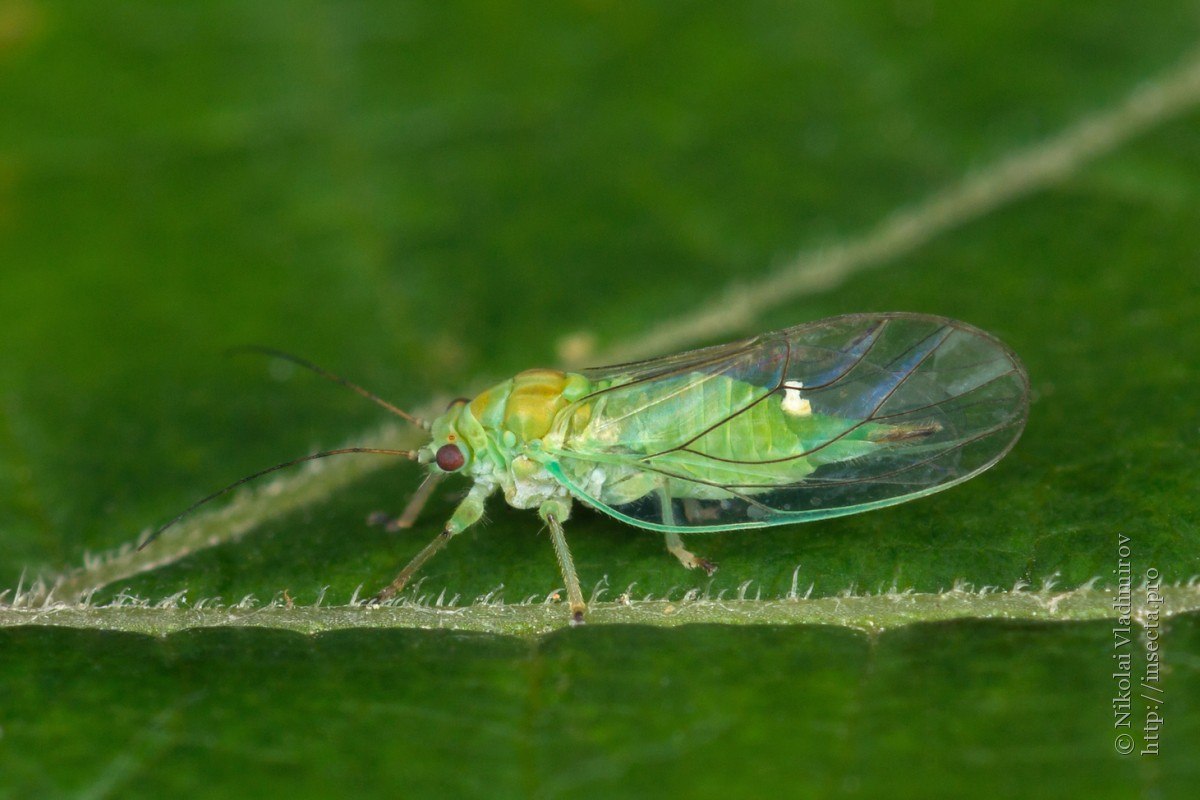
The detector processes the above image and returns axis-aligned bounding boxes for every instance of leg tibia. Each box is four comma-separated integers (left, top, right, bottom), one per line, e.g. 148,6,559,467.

369,480,492,602
540,501,586,624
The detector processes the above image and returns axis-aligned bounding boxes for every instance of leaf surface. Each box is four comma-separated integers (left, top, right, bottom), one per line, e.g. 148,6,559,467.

2,2,1198,796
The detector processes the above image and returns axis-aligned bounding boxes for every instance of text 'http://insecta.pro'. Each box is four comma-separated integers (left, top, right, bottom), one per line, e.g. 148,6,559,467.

139,313,1029,625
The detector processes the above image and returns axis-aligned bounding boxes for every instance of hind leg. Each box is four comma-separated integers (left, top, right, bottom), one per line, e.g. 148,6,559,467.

657,486,717,575
664,531,718,575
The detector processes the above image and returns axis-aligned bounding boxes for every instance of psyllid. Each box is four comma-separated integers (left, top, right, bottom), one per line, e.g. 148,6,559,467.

143,313,1029,623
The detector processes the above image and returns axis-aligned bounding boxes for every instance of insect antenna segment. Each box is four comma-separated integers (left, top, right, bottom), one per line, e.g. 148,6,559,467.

137,446,419,551
141,348,430,552
228,345,431,430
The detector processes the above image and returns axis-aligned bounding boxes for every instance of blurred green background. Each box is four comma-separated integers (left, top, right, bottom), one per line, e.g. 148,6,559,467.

2,1,1199,797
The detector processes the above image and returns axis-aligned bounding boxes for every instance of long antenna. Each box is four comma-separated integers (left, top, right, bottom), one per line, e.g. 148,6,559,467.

138,447,418,551
229,345,431,430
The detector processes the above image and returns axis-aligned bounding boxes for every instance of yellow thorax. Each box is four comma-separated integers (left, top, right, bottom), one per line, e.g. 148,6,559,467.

469,368,590,443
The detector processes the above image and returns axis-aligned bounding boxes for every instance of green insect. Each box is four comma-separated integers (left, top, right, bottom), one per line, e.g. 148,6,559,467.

144,313,1029,623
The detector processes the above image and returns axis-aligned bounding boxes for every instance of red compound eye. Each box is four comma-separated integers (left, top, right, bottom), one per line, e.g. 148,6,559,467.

435,444,465,472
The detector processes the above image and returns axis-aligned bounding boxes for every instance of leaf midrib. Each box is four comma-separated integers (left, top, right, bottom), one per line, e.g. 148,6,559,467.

3,583,1192,636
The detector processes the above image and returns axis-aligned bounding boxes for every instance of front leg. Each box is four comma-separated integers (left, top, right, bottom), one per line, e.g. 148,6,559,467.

370,479,492,603
539,498,587,625
367,472,445,531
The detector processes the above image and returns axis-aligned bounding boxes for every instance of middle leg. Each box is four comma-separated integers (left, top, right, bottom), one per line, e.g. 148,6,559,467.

540,499,586,624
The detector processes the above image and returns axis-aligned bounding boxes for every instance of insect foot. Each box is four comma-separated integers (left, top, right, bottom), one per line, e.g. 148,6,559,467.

368,526,460,606
665,532,718,575
366,511,408,532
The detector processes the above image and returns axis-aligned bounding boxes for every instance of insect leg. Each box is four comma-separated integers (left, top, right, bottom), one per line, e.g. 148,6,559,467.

540,500,586,624
368,480,491,603
682,498,722,523
664,531,718,576
657,486,717,575
367,472,445,531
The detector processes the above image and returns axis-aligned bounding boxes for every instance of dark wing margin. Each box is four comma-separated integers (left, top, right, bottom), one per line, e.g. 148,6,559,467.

550,313,1030,532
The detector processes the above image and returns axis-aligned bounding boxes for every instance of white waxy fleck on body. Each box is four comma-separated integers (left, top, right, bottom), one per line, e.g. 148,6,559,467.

781,380,812,416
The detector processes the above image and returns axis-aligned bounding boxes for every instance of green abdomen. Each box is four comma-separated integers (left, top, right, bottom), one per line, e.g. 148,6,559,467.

561,373,877,492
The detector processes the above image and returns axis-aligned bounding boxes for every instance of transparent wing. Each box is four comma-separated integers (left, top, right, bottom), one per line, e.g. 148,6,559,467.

579,332,763,386
547,313,1029,532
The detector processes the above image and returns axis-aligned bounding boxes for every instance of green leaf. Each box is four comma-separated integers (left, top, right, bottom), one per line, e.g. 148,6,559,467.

2,1,1198,796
